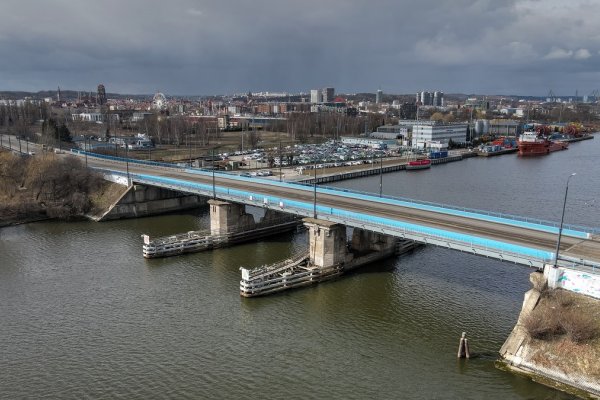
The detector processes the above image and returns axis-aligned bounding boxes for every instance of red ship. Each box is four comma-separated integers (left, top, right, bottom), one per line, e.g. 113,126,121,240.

406,159,431,170
518,131,568,156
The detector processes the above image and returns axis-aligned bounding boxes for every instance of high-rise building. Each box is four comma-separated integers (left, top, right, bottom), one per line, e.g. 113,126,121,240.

420,91,431,106
97,84,107,105
433,91,444,107
376,89,383,104
310,89,322,104
322,87,335,103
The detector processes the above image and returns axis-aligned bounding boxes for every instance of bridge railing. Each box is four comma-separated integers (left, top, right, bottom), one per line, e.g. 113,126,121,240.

84,149,600,236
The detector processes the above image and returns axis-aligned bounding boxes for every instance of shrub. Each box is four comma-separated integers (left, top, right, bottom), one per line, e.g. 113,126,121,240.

523,305,565,340
561,309,599,344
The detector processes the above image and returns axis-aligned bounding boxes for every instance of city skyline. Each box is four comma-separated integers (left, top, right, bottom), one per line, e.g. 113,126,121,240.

1,0,600,96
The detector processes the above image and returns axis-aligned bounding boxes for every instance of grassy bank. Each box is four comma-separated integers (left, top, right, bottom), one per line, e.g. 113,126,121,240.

0,150,122,226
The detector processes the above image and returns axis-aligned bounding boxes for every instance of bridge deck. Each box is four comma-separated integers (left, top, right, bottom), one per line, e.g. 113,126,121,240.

85,155,600,268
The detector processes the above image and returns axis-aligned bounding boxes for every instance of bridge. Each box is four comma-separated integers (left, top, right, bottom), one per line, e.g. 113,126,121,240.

75,150,600,271
3,138,600,272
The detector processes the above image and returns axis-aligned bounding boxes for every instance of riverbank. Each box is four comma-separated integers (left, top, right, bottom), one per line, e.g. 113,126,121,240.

499,272,600,398
0,150,125,227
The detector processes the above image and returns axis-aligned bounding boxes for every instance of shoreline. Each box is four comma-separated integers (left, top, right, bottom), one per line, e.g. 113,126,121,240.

498,272,600,399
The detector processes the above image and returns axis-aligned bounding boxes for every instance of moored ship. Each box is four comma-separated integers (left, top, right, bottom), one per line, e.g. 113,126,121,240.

517,131,568,156
406,159,431,170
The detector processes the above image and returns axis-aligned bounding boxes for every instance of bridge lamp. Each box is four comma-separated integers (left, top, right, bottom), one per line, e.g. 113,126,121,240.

553,173,576,268
125,141,130,184
212,149,216,200
313,159,317,219
379,152,383,197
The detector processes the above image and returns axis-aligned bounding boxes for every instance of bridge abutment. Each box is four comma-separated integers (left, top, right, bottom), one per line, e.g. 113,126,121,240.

96,184,206,221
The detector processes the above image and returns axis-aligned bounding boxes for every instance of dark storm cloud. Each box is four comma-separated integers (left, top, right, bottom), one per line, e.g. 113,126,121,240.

1,0,599,95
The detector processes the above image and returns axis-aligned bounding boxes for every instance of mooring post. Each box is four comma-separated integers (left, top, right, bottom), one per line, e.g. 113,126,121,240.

457,332,466,358
464,337,471,359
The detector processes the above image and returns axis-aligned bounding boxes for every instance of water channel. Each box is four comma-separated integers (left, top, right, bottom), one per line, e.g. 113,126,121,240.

1,137,599,399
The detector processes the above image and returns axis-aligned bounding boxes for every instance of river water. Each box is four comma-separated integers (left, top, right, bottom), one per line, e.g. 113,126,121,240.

2,137,599,399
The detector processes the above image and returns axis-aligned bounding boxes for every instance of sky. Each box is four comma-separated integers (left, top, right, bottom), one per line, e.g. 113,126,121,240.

1,0,600,96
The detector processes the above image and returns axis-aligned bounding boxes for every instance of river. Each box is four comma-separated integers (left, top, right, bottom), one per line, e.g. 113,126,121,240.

1,137,599,399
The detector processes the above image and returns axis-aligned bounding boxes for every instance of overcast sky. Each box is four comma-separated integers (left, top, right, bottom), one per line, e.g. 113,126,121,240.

1,0,599,96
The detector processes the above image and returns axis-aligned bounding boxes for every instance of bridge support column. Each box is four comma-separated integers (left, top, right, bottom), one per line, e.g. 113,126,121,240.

303,218,347,268
350,228,397,254
209,199,255,235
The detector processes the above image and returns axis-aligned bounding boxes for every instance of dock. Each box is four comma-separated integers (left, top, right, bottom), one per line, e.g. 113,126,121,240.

142,219,300,258
477,148,518,157
300,154,467,184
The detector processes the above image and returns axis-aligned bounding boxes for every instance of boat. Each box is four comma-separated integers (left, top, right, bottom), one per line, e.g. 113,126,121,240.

406,159,431,170
517,131,568,156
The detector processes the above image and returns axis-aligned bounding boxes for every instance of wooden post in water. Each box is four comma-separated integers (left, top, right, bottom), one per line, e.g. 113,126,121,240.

464,336,471,359
457,332,467,358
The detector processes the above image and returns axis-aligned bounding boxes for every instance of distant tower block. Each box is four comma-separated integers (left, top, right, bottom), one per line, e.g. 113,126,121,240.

376,89,383,104
322,87,335,103
97,84,107,105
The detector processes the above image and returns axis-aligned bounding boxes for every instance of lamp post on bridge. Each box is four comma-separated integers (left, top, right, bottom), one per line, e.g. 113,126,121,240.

212,148,216,200
553,173,576,268
379,152,383,197
125,140,130,185
313,158,317,219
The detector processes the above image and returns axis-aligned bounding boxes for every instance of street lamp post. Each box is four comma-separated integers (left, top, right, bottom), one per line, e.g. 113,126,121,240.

279,140,282,182
379,153,383,197
84,136,88,167
553,173,576,268
212,149,216,199
313,159,317,219
125,142,130,185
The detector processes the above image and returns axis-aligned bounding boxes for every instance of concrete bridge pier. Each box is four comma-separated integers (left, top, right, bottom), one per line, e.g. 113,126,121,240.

304,218,348,268
208,199,256,235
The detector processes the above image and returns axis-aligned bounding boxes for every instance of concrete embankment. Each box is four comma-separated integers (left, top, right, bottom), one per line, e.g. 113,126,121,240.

94,183,206,221
499,272,600,398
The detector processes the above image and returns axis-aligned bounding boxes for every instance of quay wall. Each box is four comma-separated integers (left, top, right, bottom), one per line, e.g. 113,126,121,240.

300,155,465,185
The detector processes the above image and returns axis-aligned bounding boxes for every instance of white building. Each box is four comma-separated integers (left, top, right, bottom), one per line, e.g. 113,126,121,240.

310,89,322,104
410,121,467,148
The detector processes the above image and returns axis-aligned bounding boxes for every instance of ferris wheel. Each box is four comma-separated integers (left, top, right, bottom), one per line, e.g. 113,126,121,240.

152,92,167,110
